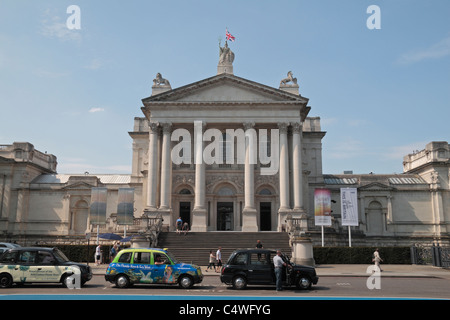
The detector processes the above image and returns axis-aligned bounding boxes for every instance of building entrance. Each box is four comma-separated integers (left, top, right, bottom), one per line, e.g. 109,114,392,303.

260,202,271,231
179,202,191,226
217,202,233,231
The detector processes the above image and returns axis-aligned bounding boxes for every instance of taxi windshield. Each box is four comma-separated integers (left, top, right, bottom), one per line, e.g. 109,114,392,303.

53,248,70,263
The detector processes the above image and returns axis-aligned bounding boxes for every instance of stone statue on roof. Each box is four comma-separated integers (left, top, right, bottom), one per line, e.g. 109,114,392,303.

219,41,235,65
153,73,171,87
217,41,235,75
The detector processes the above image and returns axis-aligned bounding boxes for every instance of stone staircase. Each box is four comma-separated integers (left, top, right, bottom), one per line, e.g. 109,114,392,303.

158,231,291,266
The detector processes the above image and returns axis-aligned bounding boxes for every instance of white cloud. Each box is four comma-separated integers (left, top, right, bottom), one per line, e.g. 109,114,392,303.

39,11,81,42
398,35,450,64
88,107,105,113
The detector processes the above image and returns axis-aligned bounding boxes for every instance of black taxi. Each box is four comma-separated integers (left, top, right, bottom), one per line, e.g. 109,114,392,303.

220,249,318,290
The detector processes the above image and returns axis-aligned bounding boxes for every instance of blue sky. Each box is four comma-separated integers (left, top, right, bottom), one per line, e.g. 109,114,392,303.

1,0,449,175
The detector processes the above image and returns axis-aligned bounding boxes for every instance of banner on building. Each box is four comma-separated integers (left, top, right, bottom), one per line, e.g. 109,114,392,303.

90,187,107,225
340,188,359,226
117,188,135,225
314,188,332,226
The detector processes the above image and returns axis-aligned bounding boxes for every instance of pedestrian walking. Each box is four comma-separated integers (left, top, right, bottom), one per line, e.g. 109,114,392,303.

216,247,222,272
95,244,102,265
273,250,286,291
182,221,189,235
372,248,383,271
206,250,216,272
110,243,118,262
176,217,182,235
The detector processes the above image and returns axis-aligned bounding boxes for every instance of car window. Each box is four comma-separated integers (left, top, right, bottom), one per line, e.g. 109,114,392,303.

0,251,17,263
232,252,248,265
153,253,170,265
19,251,37,264
133,252,151,264
37,251,56,264
117,251,132,263
250,253,269,265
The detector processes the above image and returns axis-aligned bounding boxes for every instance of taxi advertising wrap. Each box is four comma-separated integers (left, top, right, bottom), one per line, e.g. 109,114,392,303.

105,248,202,289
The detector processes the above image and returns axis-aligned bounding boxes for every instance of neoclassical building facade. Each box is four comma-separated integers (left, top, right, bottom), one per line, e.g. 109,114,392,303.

1,47,449,246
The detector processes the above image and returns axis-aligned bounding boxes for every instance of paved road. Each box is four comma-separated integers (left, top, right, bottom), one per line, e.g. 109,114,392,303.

1,266,449,300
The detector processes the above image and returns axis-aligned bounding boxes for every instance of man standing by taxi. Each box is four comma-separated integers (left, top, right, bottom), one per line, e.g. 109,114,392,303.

273,250,286,291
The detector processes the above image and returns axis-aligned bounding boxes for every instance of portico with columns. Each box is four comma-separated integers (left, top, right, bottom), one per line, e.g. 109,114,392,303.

128,46,324,232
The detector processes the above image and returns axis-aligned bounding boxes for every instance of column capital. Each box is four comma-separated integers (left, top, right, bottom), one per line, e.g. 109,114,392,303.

243,121,255,131
148,121,159,133
277,122,289,134
291,122,303,134
161,122,172,133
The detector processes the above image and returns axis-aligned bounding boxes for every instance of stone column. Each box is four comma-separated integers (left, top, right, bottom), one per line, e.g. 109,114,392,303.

242,122,258,232
277,122,290,231
292,122,304,212
278,122,290,210
191,121,207,231
159,122,172,209
146,122,159,210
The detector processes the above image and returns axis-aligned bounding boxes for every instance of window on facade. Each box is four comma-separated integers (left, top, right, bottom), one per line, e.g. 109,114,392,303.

218,187,234,196
259,188,272,195
179,189,192,195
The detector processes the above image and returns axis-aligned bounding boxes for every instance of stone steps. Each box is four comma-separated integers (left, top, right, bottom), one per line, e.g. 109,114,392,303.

158,231,291,265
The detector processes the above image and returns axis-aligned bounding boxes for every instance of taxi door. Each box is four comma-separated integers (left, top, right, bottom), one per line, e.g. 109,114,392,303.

33,250,63,282
152,252,176,284
16,250,38,282
131,251,153,283
247,252,273,284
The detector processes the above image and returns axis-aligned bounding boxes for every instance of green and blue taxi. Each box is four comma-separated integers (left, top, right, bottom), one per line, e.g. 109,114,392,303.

105,248,203,289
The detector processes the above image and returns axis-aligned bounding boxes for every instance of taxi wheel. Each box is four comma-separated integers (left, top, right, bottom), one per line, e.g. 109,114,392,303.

178,275,193,289
232,275,247,290
115,275,130,288
0,274,13,288
296,276,312,290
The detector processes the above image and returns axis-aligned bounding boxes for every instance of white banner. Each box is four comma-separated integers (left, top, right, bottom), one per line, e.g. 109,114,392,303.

340,188,359,226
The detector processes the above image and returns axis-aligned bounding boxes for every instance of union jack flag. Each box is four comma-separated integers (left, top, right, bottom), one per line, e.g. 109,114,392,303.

226,29,235,42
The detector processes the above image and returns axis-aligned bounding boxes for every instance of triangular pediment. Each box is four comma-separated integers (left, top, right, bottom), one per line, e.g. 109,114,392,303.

62,181,97,190
142,73,308,104
359,182,395,191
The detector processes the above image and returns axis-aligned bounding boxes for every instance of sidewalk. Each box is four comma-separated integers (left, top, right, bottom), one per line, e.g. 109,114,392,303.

89,263,450,279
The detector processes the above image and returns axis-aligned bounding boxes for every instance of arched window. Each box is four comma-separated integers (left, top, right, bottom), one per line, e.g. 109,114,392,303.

217,187,234,196
259,188,272,195
179,189,192,195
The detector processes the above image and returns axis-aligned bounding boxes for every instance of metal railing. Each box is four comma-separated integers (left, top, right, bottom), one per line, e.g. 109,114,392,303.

411,244,450,268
